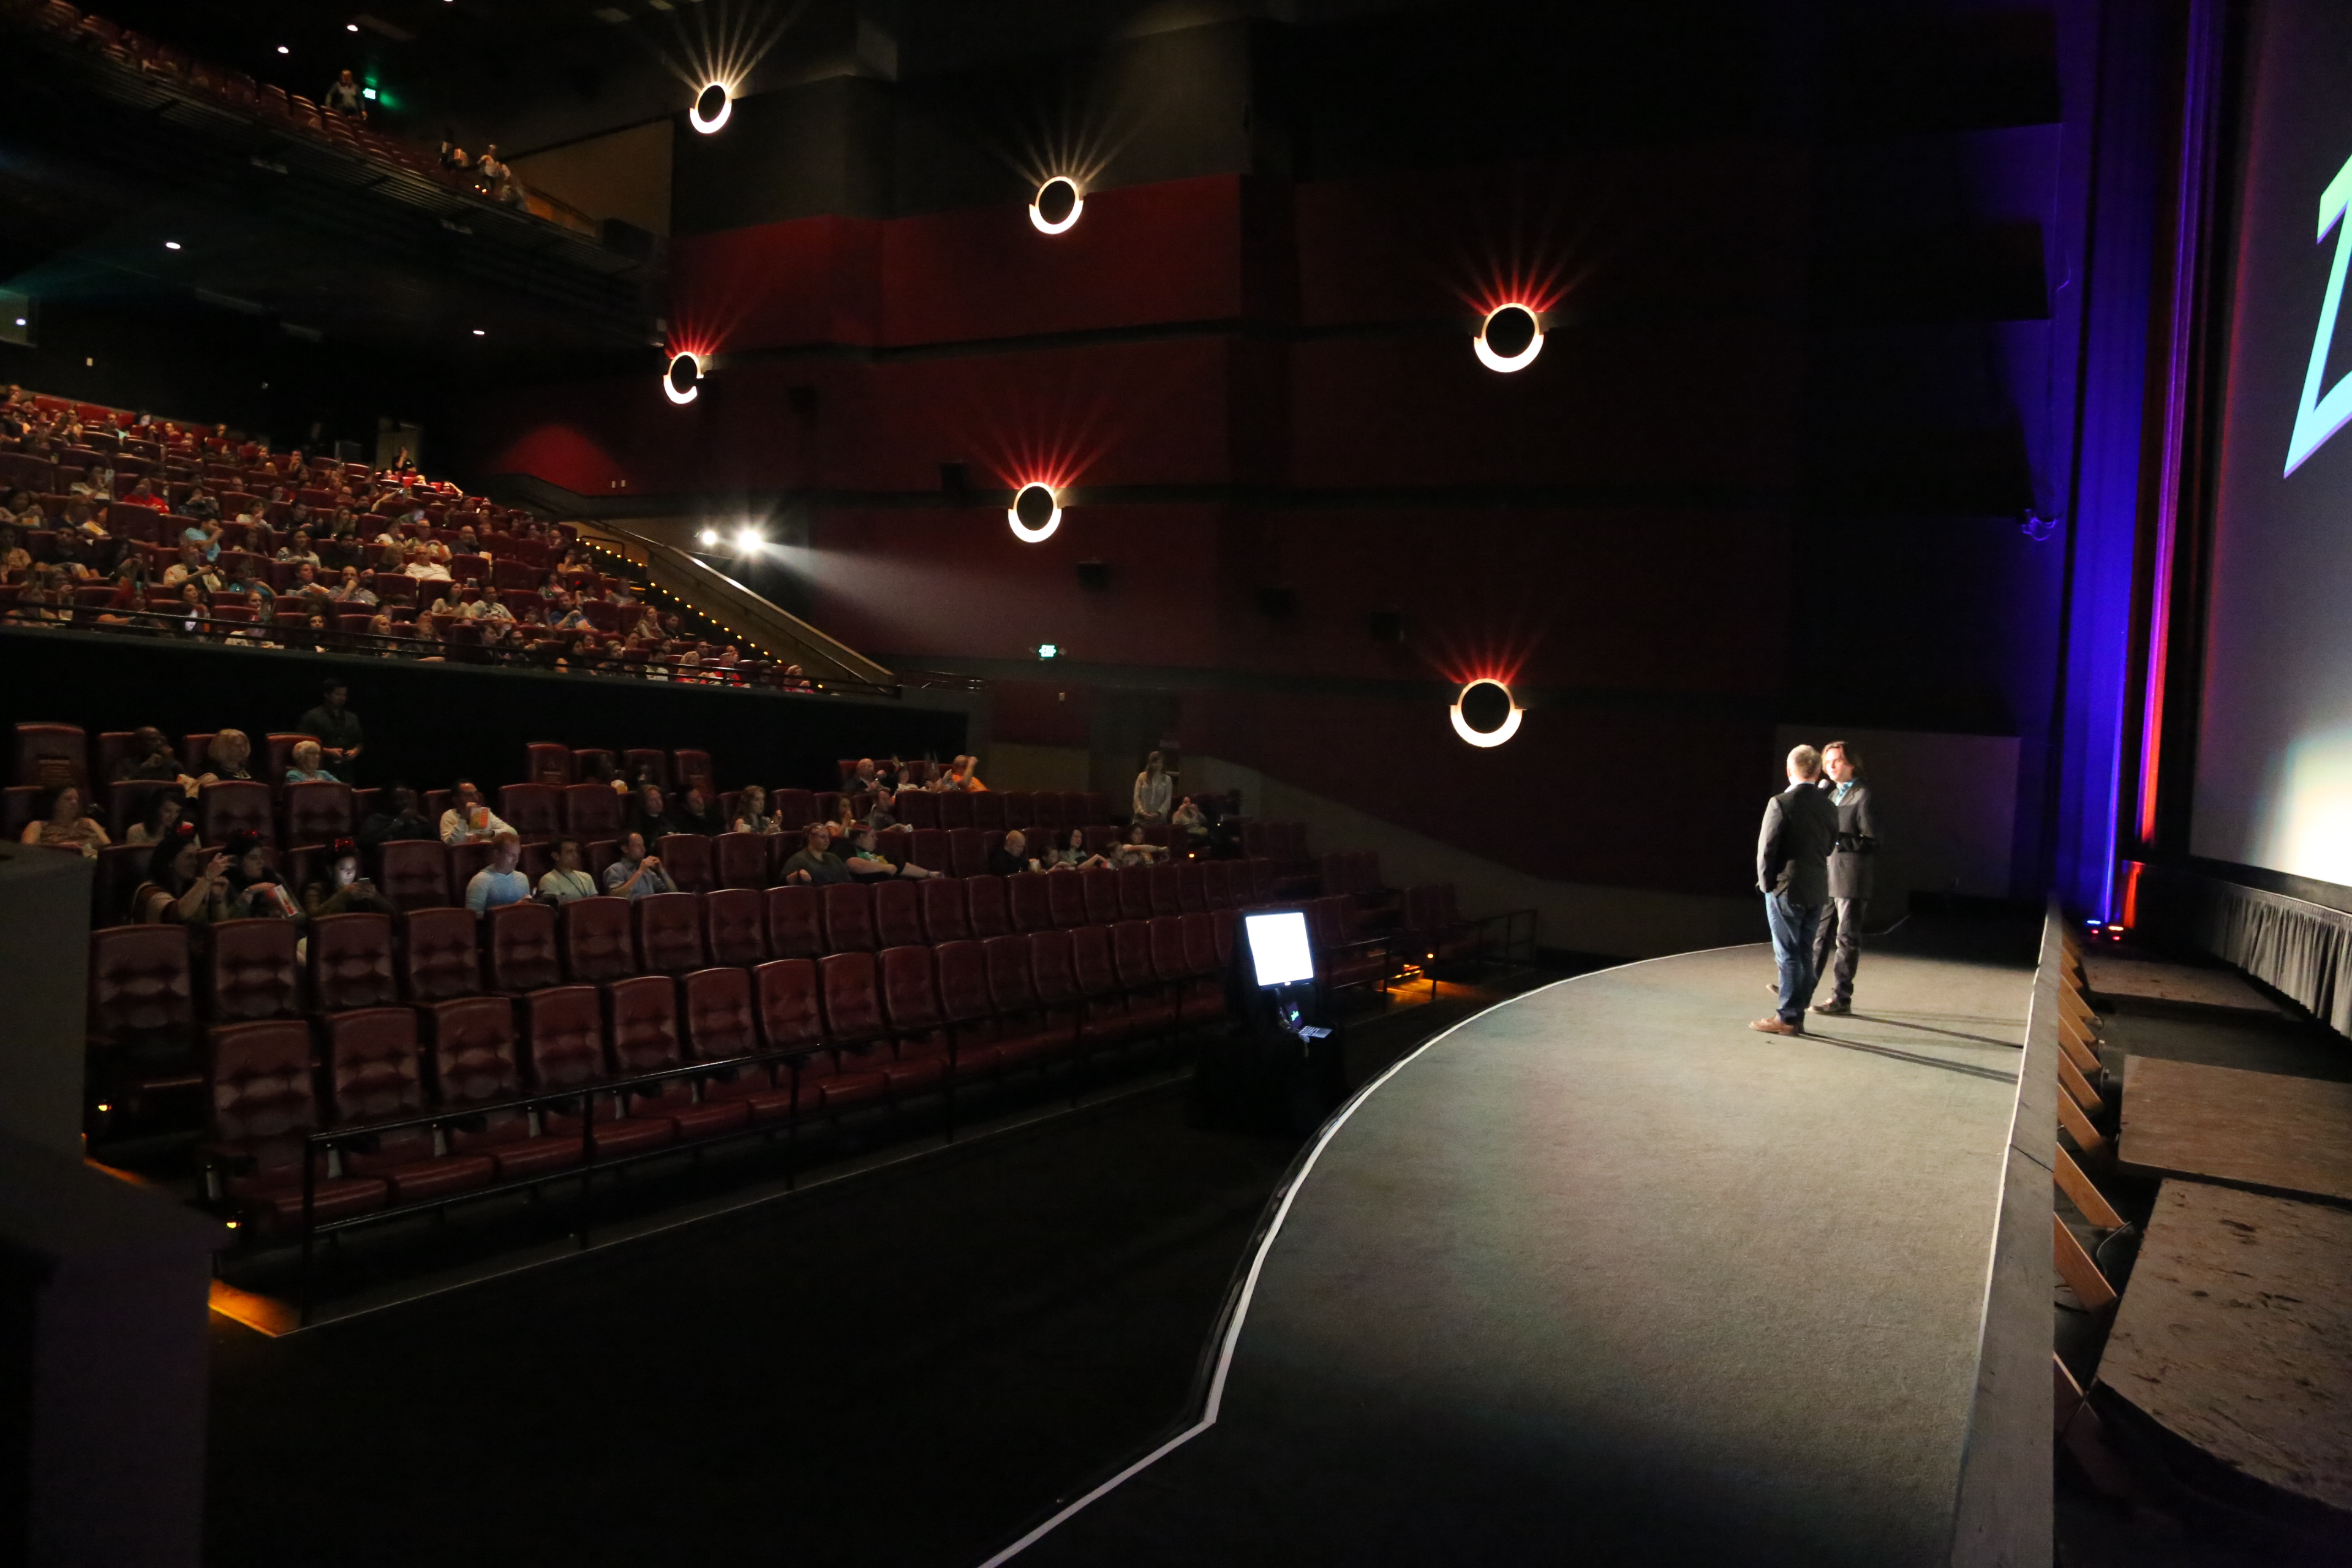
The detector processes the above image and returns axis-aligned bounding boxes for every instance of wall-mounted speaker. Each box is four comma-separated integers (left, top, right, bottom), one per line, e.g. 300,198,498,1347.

1076,559,1111,591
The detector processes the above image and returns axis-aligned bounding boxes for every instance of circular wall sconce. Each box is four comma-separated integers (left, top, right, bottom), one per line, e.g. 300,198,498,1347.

1474,304,1544,374
1009,482,1061,543
690,82,732,135
1029,176,1083,235
1450,679,1522,747
662,353,701,405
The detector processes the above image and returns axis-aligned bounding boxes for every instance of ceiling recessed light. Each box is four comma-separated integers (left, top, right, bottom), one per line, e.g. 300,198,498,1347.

470,328,485,336
277,45,290,54
347,21,359,31
698,528,719,546
164,240,182,251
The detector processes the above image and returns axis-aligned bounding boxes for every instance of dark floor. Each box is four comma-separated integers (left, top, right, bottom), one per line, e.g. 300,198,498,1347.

205,974,1559,1568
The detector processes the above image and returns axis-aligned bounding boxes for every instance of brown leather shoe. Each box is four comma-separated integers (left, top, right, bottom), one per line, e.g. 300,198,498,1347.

1748,1016,1802,1036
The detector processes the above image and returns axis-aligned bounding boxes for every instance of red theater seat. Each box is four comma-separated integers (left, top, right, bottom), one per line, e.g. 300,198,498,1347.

205,1020,388,1231
427,995,584,1181
1120,920,1178,1035
756,957,870,1114
685,967,791,1120
673,749,714,794
526,743,573,785
1080,868,1120,927
948,827,989,879
521,986,674,1159
876,945,951,1094
919,876,970,944
932,939,1008,1074
565,783,623,840
309,912,397,1012
89,924,194,1049
936,791,973,831
1008,872,1053,934
1068,925,1129,1048
965,874,1011,939
907,829,949,875
559,896,635,984
821,881,876,953
282,780,353,845
1147,864,1182,918
13,722,88,790
897,791,939,830
977,933,1063,1066
485,902,561,993
206,918,300,1023
620,748,671,791
1115,867,1152,924
764,885,825,960
200,779,274,845
815,951,895,1107
1202,861,1233,909
633,891,706,975
657,834,714,894
771,789,817,829
970,793,1005,832
570,748,616,784
1178,913,1226,1025
1028,793,1063,834
998,791,1033,830
499,783,564,842
1046,870,1087,930
704,886,767,967
606,974,748,1140
322,1008,497,1204
873,880,925,949
1177,862,1208,914
1025,929,1085,1053
376,840,451,911
714,832,767,890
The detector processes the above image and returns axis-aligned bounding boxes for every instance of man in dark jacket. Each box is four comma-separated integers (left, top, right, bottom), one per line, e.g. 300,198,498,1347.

1752,744,1841,1036
296,679,364,780
1810,740,1881,1017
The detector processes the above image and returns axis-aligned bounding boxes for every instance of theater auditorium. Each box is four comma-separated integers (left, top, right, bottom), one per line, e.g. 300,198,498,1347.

1,1,2347,1564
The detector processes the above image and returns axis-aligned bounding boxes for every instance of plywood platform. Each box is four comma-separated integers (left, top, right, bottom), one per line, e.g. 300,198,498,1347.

2082,953,2283,1016
2118,1057,2352,1205
2099,1180,2352,1516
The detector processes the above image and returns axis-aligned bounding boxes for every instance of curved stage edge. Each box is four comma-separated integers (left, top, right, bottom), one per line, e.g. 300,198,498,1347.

987,924,2039,1568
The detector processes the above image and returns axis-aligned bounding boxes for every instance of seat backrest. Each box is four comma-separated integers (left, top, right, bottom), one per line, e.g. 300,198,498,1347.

264,733,315,786
322,1006,424,1123
681,965,758,1060
982,933,1038,1012
520,985,606,1089
907,828,948,875
633,890,706,975
208,1019,318,1145
605,973,680,1074
1046,870,1087,930
401,906,482,1000
1028,928,1080,1006
1211,906,1238,966
1070,924,1120,997
428,995,520,1107
1181,911,1219,976
969,792,1005,831
919,876,970,944
872,880,924,948
560,896,635,983
896,791,939,829
1147,864,1183,917
1148,916,1191,983
878,944,943,1032
498,783,564,839
817,951,884,1042
1177,862,1208,914
1008,872,1053,933
376,839,451,911
673,748,714,793
88,925,192,1042
714,832,767,890
821,881,875,953
310,911,397,1011
200,779,275,845
486,900,561,992
934,940,991,1023
620,748,671,791
1115,866,1152,922
948,827,988,879
570,748,616,783
704,886,767,967
752,959,824,1051
13,722,87,790
1079,868,1119,926
935,790,973,831
764,884,824,959
997,791,1033,829
657,833,714,894
526,742,573,785
564,783,622,839
1054,792,1087,827
1114,920,1161,989
771,789,816,829
1027,792,1062,832
206,918,300,1022
1201,861,1232,909
965,875,1010,939
283,780,353,845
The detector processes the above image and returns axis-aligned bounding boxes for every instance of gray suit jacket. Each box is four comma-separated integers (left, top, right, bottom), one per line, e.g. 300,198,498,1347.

1820,780,1881,900
1757,782,1839,904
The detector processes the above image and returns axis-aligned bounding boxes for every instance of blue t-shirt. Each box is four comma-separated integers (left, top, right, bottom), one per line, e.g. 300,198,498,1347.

466,867,531,914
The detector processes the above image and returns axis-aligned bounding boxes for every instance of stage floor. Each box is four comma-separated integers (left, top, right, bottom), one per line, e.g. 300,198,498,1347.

1001,923,2038,1567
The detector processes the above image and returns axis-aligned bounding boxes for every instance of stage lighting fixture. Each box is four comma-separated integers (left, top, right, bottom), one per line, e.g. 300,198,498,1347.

1009,482,1061,543
663,352,701,405
1450,679,1522,748
736,527,762,553
698,528,720,546
1029,176,1083,235
1474,304,1544,373
690,82,731,134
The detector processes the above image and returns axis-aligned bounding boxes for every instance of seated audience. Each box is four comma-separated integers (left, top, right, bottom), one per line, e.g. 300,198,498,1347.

120,477,168,513
0,524,28,580
464,832,530,915
844,824,940,880
20,784,109,857
986,829,1032,878
283,739,336,785
1172,796,1208,839
602,832,673,899
676,785,723,835
630,785,692,841
330,565,376,606
359,784,435,846
276,530,322,567
732,785,780,835
197,729,254,785
461,584,513,622
827,794,860,839
222,831,301,919
942,755,986,791
864,793,899,831
130,829,232,925
124,789,187,846
1048,827,1107,871
536,837,600,905
1112,824,1166,867
440,780,513,844
780,826,851,886
112,725,186,784
302,840,398,918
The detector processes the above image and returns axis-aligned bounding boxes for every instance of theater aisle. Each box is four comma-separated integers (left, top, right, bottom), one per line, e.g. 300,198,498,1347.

1008,918,2037,1567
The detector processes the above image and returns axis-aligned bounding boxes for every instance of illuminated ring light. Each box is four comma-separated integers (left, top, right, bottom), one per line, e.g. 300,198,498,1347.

662,353,701,406
1008,483,1061,543
1473,304,1544,374
690,82,731,135
1450,679,1522,748
1029,176,1083,235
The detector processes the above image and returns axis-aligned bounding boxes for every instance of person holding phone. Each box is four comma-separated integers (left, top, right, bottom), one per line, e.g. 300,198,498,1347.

130,829,233,925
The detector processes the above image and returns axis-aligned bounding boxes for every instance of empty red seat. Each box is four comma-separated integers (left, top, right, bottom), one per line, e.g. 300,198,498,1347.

909,876,965,944
283,780,353,845
821,881,876,952
606,974,748,1140
948,827,989,878
1114,867,1152,923
485,902,561,993
755,957,880,1114
980,933,1069,1065
1177,862,1208,914
633,891,706,975
1201,861,1232,909
684,967,791,1120
771,789,817,829
309,912,397,1012
564,783,625,841
876,945,952,1093
764,884,824,959
704,886,767,967
1046,870,1087,930
200,779,274,845
932,939,1008,1075
204,1020,388,1231
89,924,193,1047
1068,925,1129,1047
997,791,1033,829
657,834,714,894
499,783,564,841
559,896,635,983
376,840,451,911
427,994,584,1180
1147,864,1182,918
1178,912,1226,1025
620,748,671,790
322,1008,497,1204
401,907,481,1001
873,880,924,948
1079,868,1120,926
970,793,1005,831
526,743,573,785
936,791,974,831
816,949,897,1102
1025,929,1085,1051
907,829,949,875
714,832,767,890
1119,920,1178,1035
206,918,300,1023
673,748,714,794
521,985,674,1158
897,791,939,829
13,722,88,789
1008,872,1053,934
1028,793,1063,833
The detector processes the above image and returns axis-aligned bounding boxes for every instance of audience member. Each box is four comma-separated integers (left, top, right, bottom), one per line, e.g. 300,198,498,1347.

602,832,673,899
124,789,186,846
330,565,376,606
845,824,940,880
359,785,435,846
826,794,860,839
20,785,109,857
301,839,398,918
1112,825,1164,867
537,837,600,905
222,832,300,919
942,755,986,791
461,584,513,622
465,832,530,915
780,826,851,886
677,785,723,836
1172,796,1208,841
197,729,254,785
986,829,1031,877
283,739,336,785
1133,750,1173,824
112,725,185,784
864,792,899,831
296,679,364,777
1049,827,1107,870
129,829,232,925
732,785,778,835
440,780,512,843
324,69,363,114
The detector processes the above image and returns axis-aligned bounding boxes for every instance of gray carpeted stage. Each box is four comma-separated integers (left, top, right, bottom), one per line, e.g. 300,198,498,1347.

996,925,2037,1567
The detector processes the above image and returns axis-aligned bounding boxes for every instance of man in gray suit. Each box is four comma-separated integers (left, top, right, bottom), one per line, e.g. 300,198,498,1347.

1752,743,1841,1036
1809,739,1880,1017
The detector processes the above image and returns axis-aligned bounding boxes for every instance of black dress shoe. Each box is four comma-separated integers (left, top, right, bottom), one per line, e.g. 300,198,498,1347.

1812,998,1850,1016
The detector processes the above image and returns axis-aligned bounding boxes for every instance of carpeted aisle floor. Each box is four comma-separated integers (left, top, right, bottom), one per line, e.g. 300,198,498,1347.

1013,922,2037,1567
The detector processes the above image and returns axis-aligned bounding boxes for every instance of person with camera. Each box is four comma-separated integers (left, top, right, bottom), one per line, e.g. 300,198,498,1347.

1809,740,1881,1017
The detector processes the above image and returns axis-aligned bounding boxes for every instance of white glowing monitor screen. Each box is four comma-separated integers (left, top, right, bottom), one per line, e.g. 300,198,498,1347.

1243,911,1316,987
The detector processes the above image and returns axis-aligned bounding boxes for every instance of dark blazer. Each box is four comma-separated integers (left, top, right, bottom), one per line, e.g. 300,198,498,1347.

1822,780,1881,900
1757,781,1839,903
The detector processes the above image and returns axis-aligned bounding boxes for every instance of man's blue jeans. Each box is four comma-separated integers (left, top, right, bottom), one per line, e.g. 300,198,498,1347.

1765,891,1824,1025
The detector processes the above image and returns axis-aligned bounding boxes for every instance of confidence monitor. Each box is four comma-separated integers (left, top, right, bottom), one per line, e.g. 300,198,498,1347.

1243,910,1316,987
